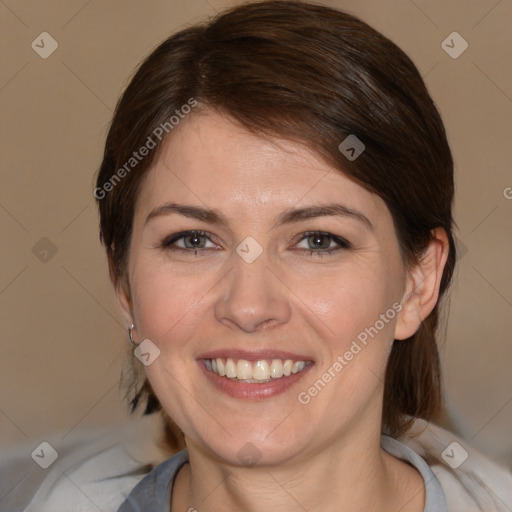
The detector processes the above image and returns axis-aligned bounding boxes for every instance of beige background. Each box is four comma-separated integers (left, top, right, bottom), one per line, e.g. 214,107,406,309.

1,0,511,470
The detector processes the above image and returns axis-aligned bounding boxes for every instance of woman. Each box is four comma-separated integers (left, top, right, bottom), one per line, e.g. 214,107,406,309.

91,1,511,511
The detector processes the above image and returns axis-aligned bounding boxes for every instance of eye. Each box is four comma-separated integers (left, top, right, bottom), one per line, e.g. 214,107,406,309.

293,231,351,257
160,230,218,255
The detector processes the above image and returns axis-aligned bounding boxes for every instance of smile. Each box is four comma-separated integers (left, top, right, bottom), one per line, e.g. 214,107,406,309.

203,357,311,382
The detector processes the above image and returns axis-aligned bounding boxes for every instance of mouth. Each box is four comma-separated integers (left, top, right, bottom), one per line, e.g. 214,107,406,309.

197,352,315,399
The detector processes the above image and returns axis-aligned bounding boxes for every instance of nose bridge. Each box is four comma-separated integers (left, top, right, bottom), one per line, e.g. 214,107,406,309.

214,239,290,332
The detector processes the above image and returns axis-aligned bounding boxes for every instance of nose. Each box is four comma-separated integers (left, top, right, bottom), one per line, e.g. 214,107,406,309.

214,248,291,333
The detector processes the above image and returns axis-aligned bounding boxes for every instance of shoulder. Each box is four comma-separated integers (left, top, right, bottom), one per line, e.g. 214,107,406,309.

0,414,170,512
116,451,189,511
398,419,512,512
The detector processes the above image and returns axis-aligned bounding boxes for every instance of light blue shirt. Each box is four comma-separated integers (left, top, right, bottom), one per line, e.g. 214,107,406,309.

117,435,448,511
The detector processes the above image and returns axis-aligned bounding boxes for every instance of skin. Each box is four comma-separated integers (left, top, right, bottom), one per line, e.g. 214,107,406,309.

116,109,449,512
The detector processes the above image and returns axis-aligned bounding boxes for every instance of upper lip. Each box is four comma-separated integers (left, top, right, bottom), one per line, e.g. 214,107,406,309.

197,349,314,362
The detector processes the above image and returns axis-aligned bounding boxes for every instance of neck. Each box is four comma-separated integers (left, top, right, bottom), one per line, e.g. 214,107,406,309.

171,427,425,512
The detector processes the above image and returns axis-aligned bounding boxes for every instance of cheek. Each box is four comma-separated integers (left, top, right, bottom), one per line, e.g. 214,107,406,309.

129,261,211,351
295,262,398,348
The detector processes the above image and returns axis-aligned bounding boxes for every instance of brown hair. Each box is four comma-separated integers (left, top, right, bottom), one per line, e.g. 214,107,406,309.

96,0,456,447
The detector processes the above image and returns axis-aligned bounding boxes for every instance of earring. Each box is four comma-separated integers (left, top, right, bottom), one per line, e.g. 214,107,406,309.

128,324,137,345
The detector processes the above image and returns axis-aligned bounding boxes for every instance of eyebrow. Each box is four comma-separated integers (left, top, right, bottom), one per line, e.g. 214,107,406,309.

145,202,373,231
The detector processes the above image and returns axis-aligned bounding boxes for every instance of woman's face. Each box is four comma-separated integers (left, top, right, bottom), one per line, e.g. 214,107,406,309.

121,110,411,465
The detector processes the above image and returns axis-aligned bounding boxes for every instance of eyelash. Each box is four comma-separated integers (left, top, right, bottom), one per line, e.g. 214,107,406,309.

159,230,351,258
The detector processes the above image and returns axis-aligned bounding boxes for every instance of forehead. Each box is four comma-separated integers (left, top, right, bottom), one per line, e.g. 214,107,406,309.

136,110,385,224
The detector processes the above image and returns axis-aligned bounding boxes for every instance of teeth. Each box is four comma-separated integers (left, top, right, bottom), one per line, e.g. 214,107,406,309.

205,357,309,381
252,360,270,380
225,358,237,378
236,359,253,380
292,361,306,373
216,358,225,377
270,359,284,378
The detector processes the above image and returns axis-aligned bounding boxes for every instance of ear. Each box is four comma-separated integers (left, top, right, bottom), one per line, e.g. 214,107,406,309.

394,228,450,340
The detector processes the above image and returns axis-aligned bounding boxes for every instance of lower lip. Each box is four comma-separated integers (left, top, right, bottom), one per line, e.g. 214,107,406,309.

198,360,314,400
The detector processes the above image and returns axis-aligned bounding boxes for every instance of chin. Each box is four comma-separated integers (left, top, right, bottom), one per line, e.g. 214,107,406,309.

189,424,311,468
